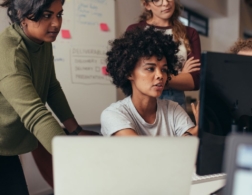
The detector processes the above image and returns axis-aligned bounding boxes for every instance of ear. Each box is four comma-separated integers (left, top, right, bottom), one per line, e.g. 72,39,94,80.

127,74,134,81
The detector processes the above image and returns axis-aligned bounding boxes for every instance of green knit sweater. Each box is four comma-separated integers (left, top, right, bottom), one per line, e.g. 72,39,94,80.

0,24,74,155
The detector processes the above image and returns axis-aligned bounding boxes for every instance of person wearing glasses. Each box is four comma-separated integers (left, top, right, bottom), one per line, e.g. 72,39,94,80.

126,0,201,109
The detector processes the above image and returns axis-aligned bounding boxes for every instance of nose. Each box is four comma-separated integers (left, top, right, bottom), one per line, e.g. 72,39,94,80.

156,69,164,80
163,0,168,5
51,16,62,28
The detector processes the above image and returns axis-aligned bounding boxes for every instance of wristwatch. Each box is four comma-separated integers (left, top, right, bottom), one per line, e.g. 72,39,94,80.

69,125,83,135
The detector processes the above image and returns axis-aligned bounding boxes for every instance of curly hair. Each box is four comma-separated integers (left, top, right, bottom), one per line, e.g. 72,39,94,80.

139,0,191,54
106,27,179,96
229,38,252,54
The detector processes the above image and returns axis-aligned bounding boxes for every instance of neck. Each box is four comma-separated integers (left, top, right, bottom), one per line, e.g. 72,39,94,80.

147,17,170,27
131,94,157,120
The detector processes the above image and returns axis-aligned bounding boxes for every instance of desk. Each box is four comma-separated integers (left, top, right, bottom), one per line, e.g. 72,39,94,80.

190,179,226,195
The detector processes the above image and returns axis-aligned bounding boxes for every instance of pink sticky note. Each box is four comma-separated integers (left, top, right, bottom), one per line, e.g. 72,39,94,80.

102,66,108,75
61,29,71,39
100,23,109,32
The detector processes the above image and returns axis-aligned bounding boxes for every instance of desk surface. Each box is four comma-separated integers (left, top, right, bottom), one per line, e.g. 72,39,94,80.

190,179,226,195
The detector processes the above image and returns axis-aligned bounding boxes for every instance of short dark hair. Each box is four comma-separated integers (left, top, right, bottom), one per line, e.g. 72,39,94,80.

229,38,252,54
0,0,65,25
106,26,179,96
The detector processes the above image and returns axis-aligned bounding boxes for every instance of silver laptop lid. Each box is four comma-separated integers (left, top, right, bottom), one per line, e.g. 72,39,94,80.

52,136,198,195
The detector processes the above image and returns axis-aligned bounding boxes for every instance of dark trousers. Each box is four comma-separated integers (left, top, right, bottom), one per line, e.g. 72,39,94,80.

0,155,29,195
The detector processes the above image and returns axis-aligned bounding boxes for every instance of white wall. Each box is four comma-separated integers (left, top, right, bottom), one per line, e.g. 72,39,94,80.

210,0,240,52
115,0,142,100
115,0,142,37
240,0,252,37
180,0,227,18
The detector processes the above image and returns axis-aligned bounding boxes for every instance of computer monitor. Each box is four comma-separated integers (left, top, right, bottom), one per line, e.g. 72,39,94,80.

196,51,252,175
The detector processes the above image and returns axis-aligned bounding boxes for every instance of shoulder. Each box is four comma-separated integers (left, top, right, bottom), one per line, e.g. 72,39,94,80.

185,26,199,39
126,21,146,32
101,97,130,117
0,25,24,53
0,25,30,75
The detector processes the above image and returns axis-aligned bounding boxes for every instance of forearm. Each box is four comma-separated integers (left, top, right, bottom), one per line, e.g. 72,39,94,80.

47,81,74,122
0,74,66,154
113,129,138,136
183,126,198,136
166,73,195,91
62,118,100,135
62,117,79,133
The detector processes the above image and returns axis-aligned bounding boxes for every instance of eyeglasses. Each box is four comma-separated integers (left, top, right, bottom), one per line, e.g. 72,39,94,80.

150,0,174,7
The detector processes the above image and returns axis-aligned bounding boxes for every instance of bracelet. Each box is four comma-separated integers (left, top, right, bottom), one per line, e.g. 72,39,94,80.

183,131,193,136
69,125,83,135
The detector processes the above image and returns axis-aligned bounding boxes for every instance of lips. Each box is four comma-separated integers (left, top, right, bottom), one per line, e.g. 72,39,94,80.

48,31,59,34
162,8,171,12
154,83,163,87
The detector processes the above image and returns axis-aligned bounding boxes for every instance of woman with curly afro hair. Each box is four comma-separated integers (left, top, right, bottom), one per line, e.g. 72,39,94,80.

126,0,201,108
101,27,198,137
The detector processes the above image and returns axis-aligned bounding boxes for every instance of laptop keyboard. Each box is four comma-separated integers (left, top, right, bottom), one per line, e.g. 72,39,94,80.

192,172,226,184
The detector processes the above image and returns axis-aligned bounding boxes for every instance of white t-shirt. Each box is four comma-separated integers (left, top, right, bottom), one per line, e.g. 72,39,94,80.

101,96,195,136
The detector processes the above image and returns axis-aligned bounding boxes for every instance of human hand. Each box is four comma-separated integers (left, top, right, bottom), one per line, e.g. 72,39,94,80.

78,129,100,136
181,57,200,73
191,101,199,126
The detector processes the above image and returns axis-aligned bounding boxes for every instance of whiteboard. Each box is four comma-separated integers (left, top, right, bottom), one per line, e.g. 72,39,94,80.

52,0,116,125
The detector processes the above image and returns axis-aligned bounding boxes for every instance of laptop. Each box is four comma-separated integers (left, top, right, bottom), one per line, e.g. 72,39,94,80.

223,133,252,195
52,136,198,195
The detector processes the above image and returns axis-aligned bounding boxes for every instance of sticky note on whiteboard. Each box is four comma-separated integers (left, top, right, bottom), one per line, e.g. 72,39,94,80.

61,29,71,39
102,66,108,75
100,23,109,32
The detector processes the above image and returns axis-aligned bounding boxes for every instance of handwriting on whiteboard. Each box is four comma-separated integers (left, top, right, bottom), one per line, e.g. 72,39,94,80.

70,46,111,85
76,0,107,26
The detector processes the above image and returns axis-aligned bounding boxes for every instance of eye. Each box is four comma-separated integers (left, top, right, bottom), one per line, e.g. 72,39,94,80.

57,13,63,18
43,14,51,19
162,67,168,72
147,67,155,71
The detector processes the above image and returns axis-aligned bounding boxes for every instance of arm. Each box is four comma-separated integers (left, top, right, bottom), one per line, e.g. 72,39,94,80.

113,129,138,136
167,73,195,91
172,102,196,136
0,73,65,154
101,108,138,136
187,27,202,90
182,102,199,136
167,28,201,91
62,118,99,135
